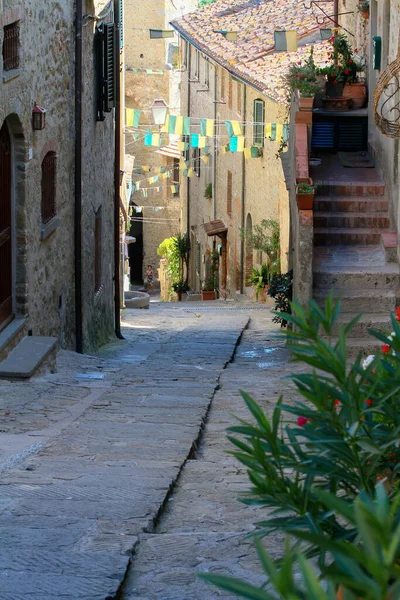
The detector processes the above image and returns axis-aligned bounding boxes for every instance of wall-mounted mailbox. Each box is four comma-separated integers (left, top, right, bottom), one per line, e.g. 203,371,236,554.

373,36,382,70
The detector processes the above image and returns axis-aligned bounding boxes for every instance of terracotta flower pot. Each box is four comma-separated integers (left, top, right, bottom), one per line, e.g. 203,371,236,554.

343,82,367,109
323,97,352,112
296,191,314,210
176,291,182,301
360,9,369,18
299,96,314,112
201,290,215,301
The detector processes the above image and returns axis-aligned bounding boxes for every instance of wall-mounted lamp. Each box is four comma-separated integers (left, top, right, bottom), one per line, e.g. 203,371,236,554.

151,99,168,125
32,103,46,131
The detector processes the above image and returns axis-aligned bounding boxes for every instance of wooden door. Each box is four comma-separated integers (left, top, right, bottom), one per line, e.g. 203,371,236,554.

0,123,13,329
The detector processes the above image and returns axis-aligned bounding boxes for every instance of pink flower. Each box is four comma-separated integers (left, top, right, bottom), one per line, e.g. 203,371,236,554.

297,416,309,427
365,399,373,405
334,399,340,406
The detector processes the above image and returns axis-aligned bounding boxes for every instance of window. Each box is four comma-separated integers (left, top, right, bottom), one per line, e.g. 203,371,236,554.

193,148,201,177
204,58,210,88
228,76,233,109
172,157,180,196
221,69,225,101
94,209,102,293
3,21,20,71
253,99,265,146
237,81,242,115
194,49,200,79
227,170,232,214
41,152,57,224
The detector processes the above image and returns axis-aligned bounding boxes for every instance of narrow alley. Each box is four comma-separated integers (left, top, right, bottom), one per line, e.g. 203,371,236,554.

0,303,294,600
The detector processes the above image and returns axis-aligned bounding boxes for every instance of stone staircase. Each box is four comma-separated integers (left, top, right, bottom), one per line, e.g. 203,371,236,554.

312,179,399,356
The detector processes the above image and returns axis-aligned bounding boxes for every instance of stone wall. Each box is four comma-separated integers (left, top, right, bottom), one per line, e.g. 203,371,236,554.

180,43,289,298
0,0,115,351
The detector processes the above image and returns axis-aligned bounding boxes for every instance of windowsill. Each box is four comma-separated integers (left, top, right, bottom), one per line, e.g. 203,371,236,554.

3,67,21,83
94,285,104,305
40,215,59,241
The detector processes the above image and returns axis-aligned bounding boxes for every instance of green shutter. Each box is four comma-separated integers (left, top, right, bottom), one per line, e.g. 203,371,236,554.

119,0,124,48
104,23,116,112
253,100,265,146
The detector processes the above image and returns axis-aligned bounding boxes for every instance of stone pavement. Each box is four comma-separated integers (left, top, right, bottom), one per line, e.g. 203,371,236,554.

120,310,300,599
0,304,251,600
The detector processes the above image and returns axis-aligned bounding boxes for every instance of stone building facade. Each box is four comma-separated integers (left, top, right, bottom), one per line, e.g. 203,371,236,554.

0,0,117,355
124,0,196,286
172,0,331,297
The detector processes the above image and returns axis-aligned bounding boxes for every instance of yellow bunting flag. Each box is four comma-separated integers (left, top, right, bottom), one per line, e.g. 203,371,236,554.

152,133,160,147
265,123,272,138
232,121,242,136
198,136,207,149
175,115,184,136
276,123,283,141
142,166,151,172
244,147,251,159
187,168,194,177
201,155,209,164
161,114,170,133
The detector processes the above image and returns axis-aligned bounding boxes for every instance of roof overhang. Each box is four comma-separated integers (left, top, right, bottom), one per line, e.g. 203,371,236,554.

155,142,181,159
203,220,228,237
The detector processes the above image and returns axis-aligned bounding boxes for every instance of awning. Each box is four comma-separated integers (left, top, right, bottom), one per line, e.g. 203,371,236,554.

155,142,181,159
203,220,228,237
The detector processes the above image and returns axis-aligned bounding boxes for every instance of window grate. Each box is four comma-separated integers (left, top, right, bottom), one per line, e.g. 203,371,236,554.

41,152,57,225
3,21,20,71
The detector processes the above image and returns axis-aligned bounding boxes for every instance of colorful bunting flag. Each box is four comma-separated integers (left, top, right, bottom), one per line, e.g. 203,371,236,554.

230,136,245,152
191,133,199,148
225,120,242,137
170,184,179,194
177,141,189,151
175,115,184,136
201,155,209,164
200,119,215,137
126,108,141,128
168,115,177,135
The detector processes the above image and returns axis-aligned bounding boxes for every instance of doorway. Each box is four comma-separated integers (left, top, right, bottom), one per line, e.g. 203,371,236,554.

0,122,13,330
128,207,144,285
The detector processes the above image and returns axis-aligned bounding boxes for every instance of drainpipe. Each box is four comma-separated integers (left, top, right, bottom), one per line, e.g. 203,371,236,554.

186,47,191,246
74,0,83,353
240,84,247,293
114,0,124,340
213,65,217,221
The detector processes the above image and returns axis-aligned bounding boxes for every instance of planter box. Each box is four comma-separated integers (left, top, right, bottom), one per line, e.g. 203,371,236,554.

322,96,352,112
299,96,314,111
201,290,215,301
296,191,314,210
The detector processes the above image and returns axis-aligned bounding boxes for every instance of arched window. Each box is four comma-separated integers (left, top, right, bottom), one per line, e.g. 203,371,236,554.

41,152,56,224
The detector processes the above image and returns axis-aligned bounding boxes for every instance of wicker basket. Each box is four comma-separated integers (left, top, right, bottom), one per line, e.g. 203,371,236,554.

373,39,400,138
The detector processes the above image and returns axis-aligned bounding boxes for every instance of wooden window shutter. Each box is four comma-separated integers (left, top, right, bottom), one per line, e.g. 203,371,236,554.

119,0,124,48
253,99,265,146
104,23,116,112
227,170,232,214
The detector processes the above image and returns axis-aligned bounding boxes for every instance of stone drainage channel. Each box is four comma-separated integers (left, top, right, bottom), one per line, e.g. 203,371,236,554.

117,311,294,600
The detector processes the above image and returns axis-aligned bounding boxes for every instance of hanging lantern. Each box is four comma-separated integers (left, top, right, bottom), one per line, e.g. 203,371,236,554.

151,99,168,125
32,103,46,130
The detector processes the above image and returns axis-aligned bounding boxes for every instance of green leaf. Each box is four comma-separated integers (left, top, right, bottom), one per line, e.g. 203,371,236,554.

198,574,274,599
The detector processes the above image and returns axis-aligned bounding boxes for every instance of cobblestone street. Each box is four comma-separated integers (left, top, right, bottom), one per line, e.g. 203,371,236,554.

0,303,295,599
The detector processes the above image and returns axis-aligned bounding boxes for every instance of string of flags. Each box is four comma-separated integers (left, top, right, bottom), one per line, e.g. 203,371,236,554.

125,108,290,143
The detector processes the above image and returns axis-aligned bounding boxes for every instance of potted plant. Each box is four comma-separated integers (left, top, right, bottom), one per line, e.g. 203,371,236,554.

247,264,270,302
357,0,369,19
285,48,323,111
204,183,212,200
172,279,189,301
296,179,316,209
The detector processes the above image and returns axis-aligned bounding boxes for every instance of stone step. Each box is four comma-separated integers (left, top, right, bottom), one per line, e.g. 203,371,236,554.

381,230,398,263
0,318,27,363
315,183,385,197
0,336,58,380
314,196,388,213
313,288,397,313
313,263,400,290
327,313,393,339
314,212,390,229
344,338,384,359
314,227,383,246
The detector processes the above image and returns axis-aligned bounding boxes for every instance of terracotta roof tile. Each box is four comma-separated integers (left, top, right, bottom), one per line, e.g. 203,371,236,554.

171,0,332,103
